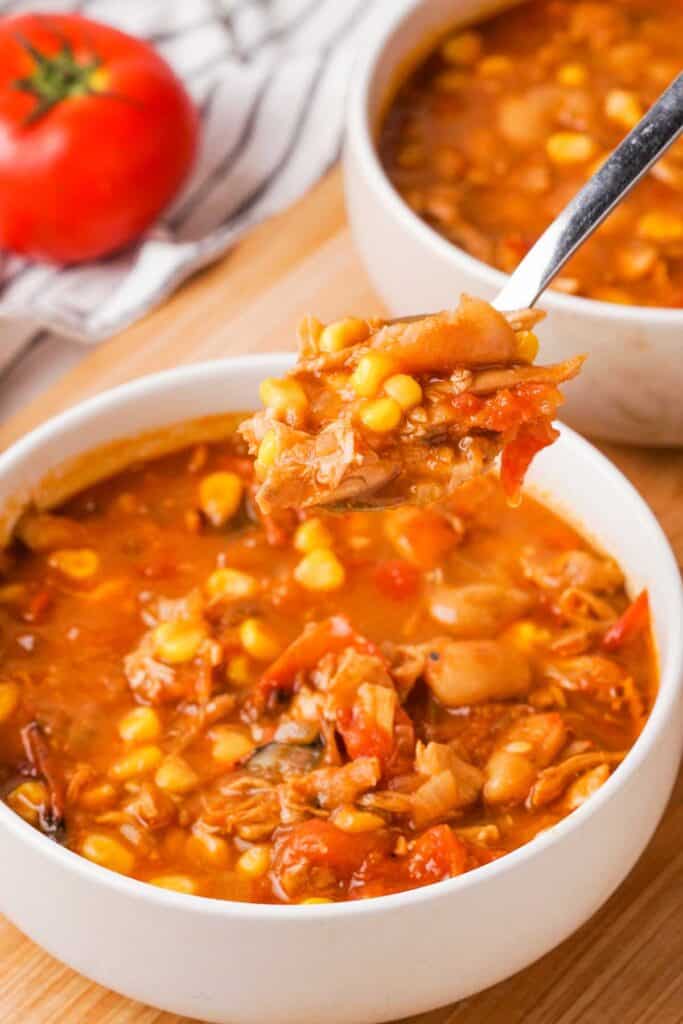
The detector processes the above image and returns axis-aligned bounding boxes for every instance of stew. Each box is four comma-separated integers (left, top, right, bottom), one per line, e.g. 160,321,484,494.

0,434,655,902
380,0,683,307
240,296,583,512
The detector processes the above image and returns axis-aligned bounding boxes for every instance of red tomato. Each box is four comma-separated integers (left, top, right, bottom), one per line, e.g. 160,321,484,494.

0,13,198,263
387,507,463,570
373,559,421,601
500,418,558,503
602,589,650,651
272,819,388,898
407,825,468,884
337,705,394,765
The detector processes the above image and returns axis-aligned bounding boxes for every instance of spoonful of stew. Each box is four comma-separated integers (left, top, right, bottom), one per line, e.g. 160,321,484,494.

240,74,683,513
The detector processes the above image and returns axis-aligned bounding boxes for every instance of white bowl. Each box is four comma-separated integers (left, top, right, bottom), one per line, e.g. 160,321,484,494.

0,356,681,1024
344,0,683,446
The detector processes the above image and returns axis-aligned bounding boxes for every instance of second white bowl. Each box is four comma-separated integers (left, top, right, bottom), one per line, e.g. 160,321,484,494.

344,0,683,446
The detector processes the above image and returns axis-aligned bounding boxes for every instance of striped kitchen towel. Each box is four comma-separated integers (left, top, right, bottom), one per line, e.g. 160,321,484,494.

0,0,404,420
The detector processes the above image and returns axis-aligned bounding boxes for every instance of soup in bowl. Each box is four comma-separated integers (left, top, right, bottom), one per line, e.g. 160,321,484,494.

0,355,681,1022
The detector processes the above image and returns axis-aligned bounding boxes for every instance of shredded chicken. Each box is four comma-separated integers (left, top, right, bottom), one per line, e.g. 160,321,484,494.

412,741,484,826
382,642,427,699
283,756,381,812
125,590,209,704
521,548,624,594
124,631,185,704
528,751,625,809
200,775,282,841
313,648,395,718
124,782,176,829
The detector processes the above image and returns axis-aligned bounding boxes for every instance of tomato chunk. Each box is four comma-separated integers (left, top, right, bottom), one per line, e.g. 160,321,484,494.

272,819,387,899
500,418,558,503
386,507,463,569
337,706,394,765
407,825,468,885
373,559,421,601
603,590,650,651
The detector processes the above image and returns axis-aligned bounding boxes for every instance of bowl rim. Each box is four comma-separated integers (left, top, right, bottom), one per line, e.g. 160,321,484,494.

0,354,681,923
345,0,683,325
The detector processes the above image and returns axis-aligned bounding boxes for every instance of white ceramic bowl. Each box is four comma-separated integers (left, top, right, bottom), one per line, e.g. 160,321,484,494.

344,0,683,446
1,356,682,1024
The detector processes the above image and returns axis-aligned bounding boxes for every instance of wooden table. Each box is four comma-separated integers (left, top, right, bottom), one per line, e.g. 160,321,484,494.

1,170,682,1024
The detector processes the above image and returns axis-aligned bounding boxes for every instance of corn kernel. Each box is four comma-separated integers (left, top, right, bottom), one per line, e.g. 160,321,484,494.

294,548,346,592
239,617,282,661
209,726,255,765
110,744,163,780
0,681,20,723
78,782,117,811
81,833,135,874
300,897,333,904
477,55,513,77
237,844,271,878
294,517,334,554
7,780,48,825
319,318,369,353
637,211,683,243
198,471,243,527
359,397,403,433
605,89,642,129
331,805,385,833
556,63,587,87
254,429,280,480
440,29,481,66
149,874,197,894
187,827,230,868
383,374,422,411
503,620,552,653
546,132,596,165
514,331,539,363
259,377,308,421
48,548,99,580
118,706,161,743
153,620,206,664
226,654,253,687
206,567,259,602
155,754,199,794
350,352,396,398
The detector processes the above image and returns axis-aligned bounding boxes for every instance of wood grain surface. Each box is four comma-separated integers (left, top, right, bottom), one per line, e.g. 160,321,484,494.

1,169,682,1024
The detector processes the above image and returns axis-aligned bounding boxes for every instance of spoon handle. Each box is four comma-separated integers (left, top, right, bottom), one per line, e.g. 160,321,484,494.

492,73,683,312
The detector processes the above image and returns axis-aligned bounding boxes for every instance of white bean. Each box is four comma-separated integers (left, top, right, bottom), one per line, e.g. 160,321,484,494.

421,639,531,708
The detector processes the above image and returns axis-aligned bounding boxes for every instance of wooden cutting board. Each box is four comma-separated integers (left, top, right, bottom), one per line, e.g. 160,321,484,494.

1,169,682,1024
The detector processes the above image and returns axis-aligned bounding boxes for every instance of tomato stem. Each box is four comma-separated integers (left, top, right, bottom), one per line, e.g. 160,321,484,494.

12,34,103,123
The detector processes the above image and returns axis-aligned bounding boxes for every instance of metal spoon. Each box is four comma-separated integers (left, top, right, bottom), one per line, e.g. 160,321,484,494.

395,72,683,320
